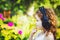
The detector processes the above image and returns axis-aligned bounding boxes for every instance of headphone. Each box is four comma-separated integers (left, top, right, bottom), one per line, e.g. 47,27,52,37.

39,6,51,31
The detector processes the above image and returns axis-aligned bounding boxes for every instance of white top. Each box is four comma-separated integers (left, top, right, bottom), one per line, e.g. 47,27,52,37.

33,30,54,40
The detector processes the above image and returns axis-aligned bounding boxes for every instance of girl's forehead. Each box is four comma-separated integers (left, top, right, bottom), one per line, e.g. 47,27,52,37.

36,10,41,14
36,10,43,16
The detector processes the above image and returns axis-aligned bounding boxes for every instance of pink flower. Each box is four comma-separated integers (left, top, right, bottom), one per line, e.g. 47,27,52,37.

0,13,5,21
18,30,23,35
0,13,3,18
8,22,14,27
2,17,6,21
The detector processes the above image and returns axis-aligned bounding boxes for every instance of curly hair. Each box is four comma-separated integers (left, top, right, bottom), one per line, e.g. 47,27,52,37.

35,8,57,40
45,8,57,40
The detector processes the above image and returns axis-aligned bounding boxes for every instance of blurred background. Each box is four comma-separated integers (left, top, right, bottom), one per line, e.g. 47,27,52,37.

0,0,60,40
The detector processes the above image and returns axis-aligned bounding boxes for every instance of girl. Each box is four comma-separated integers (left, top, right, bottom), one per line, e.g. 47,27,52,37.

29,6,57,40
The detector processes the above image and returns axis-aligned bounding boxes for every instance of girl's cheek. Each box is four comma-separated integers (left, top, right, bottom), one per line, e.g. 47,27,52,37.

36,21,42,29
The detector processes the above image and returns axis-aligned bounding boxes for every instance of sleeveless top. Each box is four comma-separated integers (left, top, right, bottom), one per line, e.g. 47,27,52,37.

32,30,54,40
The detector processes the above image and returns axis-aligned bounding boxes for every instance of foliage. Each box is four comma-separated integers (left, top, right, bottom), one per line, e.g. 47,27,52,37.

0,0,60,40
0,13,36,40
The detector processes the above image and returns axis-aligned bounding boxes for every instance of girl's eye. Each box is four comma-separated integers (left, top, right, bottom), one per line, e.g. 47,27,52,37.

36,20,38,21
36,11,39,13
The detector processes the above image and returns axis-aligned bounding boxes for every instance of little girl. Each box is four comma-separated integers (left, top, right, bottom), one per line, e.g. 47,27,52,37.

29,6,57,40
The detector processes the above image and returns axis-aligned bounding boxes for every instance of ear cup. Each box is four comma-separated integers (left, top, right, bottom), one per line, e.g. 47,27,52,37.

39,6,51,31
39,6,49,22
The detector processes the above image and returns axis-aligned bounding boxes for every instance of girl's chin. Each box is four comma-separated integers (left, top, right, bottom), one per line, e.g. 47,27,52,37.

36,27,43,30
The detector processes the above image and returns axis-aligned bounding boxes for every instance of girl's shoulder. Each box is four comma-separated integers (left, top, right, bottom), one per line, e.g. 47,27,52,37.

33,30,44,40
44,32,54,40
33,31,54,40
47,32,54,40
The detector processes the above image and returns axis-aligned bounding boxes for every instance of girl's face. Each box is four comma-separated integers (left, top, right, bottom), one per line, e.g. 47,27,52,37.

35,14,43,29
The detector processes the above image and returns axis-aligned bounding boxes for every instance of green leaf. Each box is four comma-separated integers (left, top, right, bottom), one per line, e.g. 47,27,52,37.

16,37,21,40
